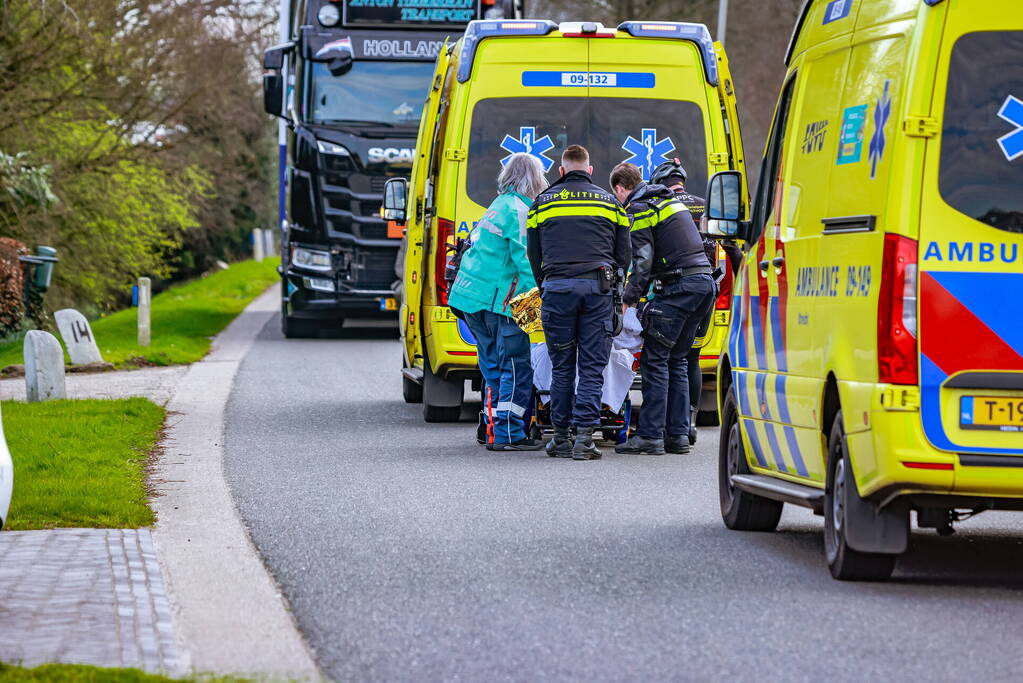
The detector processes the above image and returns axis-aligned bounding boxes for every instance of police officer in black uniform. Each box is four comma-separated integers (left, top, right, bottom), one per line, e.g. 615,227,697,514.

609,161,716,455
527,145,631,460
650,159,742,447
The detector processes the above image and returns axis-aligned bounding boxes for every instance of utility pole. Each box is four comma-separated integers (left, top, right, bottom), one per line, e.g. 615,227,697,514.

717,0,729,45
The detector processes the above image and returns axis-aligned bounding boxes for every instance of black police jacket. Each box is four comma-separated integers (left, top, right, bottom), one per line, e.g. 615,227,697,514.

623,182,708,305
526,170,631,285
669,186,743,273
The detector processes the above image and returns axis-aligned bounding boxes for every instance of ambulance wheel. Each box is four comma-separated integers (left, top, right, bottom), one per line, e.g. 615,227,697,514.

824,411,897,581
402,360,423,404
719,392,783,531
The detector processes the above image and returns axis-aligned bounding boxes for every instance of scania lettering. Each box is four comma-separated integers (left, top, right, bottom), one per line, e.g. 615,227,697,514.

263,0,519,337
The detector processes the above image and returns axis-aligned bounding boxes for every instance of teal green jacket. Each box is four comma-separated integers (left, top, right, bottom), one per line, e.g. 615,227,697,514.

448,191,537,317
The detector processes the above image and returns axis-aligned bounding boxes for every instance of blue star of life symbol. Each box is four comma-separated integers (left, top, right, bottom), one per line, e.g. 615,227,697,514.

997,94,1023,162
499,127,555,172
621,128,676,180
868,80,892,179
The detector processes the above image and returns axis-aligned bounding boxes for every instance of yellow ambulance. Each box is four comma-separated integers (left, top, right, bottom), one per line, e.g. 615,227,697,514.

705,0,1023,580
383,18,748,422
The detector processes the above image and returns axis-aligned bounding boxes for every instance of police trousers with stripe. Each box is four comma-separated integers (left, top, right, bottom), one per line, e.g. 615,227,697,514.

540,278,614,429
463,309,533,444
638,274,716,439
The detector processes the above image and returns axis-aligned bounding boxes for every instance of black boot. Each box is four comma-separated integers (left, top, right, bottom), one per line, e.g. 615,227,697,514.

572,426,602,460
615,435,666,455
546,426,573,458
664,435,691,454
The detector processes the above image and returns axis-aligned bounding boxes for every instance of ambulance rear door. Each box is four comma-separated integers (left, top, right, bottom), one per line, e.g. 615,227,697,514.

917,1,1023,465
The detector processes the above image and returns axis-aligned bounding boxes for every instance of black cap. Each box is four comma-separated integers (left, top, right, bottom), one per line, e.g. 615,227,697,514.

650,158,687,186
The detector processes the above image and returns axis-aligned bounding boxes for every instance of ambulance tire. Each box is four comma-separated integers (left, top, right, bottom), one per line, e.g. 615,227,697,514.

402,359,423,404
824,411,897,581
422,354,462,423
719,392,783,532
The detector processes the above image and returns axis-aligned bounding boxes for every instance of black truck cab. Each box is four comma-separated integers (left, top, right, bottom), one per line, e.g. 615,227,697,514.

264,0,517,336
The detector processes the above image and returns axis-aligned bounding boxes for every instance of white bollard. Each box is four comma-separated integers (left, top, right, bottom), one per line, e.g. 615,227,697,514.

253,228,265,261
137,277,151,347
0,403,12,529
54,309,103,365
24,330,66,402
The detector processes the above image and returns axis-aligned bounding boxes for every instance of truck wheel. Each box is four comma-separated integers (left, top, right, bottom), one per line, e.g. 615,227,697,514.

422,354,462,423
824,411,897,581
402,360,423,404
281,306,317,339
719,392,783,531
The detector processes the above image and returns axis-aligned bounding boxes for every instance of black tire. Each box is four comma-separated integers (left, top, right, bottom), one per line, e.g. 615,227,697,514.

696,409,720,427
719,391,783,531
824,411,897,581
281,306,318,339
402,359,423,404
422,356,462,423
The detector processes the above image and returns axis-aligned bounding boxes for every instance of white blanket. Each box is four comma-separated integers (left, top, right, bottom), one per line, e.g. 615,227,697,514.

531,342,637,413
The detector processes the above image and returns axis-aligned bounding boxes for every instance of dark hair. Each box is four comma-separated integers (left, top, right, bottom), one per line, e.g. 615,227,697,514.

561,144,589,166
609,162,642,191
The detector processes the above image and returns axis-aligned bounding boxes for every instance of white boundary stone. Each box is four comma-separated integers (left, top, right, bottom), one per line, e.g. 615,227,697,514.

24,330,65,402
54,309,103,365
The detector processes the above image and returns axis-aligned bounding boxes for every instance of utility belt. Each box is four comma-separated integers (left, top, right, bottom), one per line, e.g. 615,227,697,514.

651,265,713,293
546,266,614,292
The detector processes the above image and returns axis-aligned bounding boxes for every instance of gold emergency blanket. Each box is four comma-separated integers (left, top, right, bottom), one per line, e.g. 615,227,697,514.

510,287,543,333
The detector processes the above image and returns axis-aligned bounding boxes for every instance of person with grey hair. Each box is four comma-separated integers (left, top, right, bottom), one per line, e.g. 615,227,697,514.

448,152,547,451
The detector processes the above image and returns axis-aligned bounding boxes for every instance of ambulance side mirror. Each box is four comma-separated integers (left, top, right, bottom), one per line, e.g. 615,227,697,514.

704,171,749,242
383,178,409,225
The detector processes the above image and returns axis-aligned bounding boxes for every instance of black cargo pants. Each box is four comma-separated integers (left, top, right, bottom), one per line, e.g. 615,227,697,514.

540,277,614,429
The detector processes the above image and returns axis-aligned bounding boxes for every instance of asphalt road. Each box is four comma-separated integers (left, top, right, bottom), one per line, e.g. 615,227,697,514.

225,317,1023,682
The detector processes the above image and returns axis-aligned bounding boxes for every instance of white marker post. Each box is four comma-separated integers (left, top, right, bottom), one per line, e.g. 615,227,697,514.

0,402,12,529
54,309,103,365
253,228,265,261
137,277,152,347
24,330,66,402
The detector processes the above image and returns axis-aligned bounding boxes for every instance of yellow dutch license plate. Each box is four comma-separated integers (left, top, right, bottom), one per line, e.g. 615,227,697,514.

380,297,397,311
960,396,1023,431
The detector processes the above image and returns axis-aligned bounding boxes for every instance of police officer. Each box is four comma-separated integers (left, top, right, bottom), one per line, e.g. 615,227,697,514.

609,161,716,455
650,159,742,447
526,145,631,460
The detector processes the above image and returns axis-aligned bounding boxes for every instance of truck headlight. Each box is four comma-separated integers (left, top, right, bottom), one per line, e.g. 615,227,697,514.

317,3,340,26
292,246,332,271
303,276,335,293
316,140,350,156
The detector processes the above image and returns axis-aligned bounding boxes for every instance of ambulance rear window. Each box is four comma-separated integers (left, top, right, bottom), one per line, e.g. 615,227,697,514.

465,97,708,207
939,30,1023,234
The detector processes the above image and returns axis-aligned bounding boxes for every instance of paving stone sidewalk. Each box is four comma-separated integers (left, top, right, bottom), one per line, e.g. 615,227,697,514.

0,529,183,674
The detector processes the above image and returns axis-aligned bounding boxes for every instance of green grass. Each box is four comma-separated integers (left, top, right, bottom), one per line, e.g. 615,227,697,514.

0,662,251,682
2,398,165,530
0,259,278,369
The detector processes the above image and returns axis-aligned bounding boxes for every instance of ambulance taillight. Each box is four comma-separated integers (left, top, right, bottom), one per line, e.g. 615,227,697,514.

877,234,918,385
435,218,455,306
715,245,733,310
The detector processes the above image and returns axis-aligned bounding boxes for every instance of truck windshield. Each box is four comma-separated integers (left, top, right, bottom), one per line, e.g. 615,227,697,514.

465,97,708,208
939,30,1023,233
308,61,434,127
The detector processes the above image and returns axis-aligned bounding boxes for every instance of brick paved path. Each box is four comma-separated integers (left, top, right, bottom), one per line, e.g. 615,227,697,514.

0,529,182,674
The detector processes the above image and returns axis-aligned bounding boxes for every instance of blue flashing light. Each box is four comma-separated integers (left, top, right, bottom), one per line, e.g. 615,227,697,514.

922,0,946,5
457,19,558,83
617,21,719,87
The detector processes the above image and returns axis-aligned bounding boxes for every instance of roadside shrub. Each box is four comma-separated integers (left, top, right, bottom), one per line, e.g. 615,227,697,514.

0,237,26,338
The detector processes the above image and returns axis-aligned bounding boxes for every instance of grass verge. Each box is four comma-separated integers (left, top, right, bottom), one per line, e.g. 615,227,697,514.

0,662,249,682
2,398,165,530
0,259,278,369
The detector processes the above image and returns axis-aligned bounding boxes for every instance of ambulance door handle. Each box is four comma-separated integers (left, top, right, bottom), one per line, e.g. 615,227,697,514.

758,260,770,273
772,256,785,269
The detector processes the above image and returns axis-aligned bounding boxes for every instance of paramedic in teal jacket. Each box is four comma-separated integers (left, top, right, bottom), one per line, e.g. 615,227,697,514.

448,152,546,451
